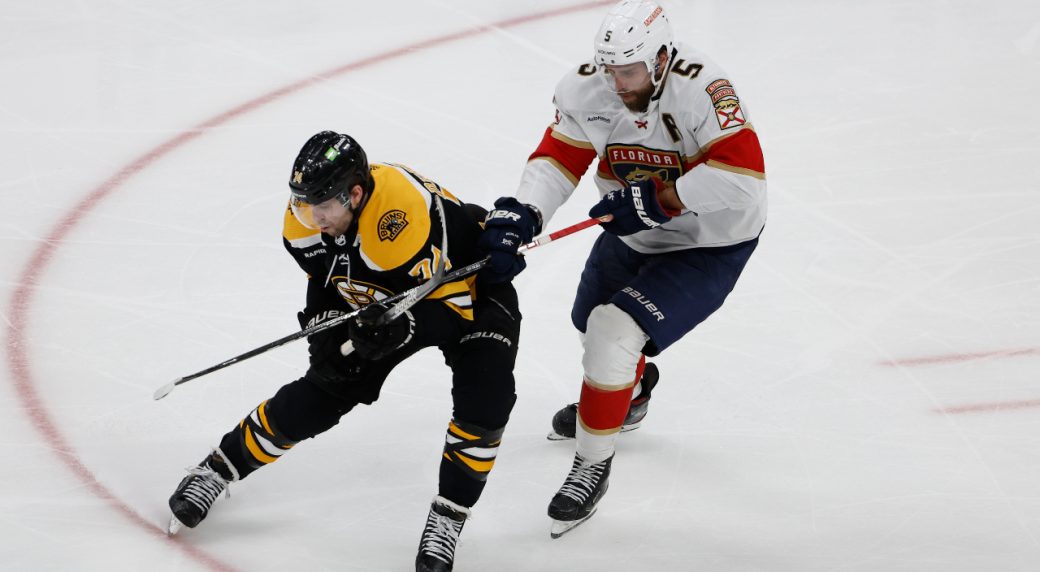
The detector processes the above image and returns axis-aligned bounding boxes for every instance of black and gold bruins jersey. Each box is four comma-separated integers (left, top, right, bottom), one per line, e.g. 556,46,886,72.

282,162,486,324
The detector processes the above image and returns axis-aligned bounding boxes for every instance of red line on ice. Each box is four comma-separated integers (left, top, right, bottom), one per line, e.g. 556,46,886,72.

2,2,612,570
882,347,1040,367
937,398,1040,415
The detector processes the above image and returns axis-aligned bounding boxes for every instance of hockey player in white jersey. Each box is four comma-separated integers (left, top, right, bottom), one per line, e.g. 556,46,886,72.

477,0,766,538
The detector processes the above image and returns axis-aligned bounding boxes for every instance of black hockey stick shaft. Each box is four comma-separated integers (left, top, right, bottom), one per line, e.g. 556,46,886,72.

153,216,603,400
152,259,484,400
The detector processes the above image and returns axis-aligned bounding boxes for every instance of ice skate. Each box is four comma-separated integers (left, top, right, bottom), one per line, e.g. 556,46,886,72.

548,453,613,538
415,495,470,572
547,363,659,440
167,450,235,535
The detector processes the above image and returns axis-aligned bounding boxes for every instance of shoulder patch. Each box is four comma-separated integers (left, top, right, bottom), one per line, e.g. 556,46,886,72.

377,209,409,241
706,79,746,130
357,165,432,270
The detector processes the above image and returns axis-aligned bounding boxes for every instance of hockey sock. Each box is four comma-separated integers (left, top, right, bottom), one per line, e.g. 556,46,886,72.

218,399,298,479
438,419,504,507
576,356,645,462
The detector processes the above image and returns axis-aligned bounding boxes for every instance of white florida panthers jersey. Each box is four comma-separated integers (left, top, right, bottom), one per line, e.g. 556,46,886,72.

515,42,767,253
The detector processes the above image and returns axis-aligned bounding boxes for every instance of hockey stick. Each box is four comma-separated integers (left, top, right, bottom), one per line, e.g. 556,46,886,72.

338,213,605,357
153,215,604,400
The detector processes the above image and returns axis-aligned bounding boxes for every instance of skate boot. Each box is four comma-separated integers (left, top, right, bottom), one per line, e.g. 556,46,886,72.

548,453,613,538
547,363,659,440
415,495,470,572
167,449,237,535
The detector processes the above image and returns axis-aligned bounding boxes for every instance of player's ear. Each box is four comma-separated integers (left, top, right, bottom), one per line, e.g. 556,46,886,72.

654,47,668,77
348,184,365,208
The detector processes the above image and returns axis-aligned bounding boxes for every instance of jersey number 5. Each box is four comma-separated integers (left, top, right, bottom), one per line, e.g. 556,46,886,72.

671,59,703,79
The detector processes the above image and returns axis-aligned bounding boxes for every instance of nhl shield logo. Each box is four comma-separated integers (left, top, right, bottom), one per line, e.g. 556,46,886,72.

377,209,409,241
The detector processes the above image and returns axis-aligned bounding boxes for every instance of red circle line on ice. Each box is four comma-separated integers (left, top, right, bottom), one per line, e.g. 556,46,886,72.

3,2,613,570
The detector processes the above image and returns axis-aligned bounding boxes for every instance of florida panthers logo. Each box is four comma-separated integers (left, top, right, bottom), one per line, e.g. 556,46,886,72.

605,144,683,189
377,210,408,242
330,277,393,310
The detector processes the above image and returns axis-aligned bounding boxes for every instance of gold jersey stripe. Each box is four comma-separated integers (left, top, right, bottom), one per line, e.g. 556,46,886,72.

706,159,766,180
530,156,580,186
427,280,471,300
550,128,595,149
698,123,757,153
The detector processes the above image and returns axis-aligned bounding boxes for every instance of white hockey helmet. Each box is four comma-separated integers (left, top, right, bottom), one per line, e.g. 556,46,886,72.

593,0,674,85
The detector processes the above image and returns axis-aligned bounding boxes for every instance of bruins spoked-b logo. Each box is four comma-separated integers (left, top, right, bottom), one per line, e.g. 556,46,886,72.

331,277,393,310
377,209,409,241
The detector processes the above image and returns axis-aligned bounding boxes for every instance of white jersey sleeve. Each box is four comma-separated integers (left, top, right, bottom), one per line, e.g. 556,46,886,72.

515,68,602,226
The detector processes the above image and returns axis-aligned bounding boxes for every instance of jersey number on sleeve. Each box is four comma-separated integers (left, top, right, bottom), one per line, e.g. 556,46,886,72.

408,244,449,281
671,59,703,79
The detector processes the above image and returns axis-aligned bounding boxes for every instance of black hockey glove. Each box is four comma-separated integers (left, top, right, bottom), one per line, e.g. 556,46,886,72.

589,181,677,237
347,303,415,361
477,197,541,284
298,309,356,383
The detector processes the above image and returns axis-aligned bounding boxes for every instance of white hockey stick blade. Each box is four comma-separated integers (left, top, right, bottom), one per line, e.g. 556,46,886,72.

550,508,598,539
167,515,184,536
153,379,179,401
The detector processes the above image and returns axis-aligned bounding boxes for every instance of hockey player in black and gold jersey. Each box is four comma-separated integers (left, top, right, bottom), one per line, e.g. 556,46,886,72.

167,131,524,572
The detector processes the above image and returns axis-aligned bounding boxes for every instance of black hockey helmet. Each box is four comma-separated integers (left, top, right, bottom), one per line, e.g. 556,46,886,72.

288,130,372,205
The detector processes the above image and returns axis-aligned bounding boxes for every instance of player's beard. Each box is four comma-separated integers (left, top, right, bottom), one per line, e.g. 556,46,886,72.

618,82,656,113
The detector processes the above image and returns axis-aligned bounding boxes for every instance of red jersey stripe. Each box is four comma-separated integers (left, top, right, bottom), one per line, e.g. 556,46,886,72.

529,126,598,185
702,128,765,178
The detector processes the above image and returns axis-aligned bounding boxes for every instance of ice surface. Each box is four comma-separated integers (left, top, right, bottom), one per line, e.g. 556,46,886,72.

2,1,1039,570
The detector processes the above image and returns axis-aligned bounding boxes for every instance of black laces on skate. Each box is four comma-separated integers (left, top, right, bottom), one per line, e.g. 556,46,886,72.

557,456,609,503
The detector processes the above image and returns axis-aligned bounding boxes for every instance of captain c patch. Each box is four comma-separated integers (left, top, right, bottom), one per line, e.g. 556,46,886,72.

706,79,746,130
377,209,409,241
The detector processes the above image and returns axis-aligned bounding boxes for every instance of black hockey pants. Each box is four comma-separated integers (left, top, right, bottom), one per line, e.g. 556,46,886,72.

217,282,520,508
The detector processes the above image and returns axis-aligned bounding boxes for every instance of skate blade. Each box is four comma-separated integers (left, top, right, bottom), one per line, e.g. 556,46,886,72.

550,508,597,539
167,516,185,536
620,421,641,433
